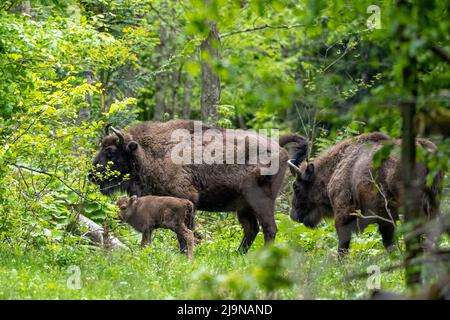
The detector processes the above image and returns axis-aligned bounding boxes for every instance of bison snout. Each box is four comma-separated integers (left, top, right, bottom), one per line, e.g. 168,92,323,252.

87,171,95,182
290,209,301,222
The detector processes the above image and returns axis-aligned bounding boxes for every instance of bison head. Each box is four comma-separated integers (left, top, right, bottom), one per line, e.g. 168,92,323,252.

288,157,329,228
116,195,138,221
88,124,138,195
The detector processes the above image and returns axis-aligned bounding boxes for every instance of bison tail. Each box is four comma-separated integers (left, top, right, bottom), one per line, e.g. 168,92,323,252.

279,133,308,166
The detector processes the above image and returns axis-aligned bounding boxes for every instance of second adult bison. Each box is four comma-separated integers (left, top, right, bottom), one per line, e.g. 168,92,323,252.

288,132,442,254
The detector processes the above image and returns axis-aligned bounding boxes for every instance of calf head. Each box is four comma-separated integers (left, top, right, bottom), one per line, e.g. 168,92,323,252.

116,195,138,221
88,124,139,195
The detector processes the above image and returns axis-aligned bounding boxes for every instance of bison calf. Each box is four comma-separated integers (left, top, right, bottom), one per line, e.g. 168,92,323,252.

116,195,195,258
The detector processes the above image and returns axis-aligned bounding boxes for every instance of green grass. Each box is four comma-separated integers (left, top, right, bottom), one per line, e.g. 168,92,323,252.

0,214,412,300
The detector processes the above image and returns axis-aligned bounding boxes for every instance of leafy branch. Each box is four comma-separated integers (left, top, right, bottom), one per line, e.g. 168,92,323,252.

220,23,305,38
9,163,91,202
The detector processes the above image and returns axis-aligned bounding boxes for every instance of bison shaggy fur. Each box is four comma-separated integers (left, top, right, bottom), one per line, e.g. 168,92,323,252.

288,132,442,254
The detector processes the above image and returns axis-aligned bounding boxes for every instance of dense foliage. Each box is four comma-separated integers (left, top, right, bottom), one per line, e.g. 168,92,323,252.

0,0,448,299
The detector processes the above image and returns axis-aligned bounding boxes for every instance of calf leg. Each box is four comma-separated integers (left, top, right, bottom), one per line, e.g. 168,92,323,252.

141,228,153,248
176,226,195,259
177,234,187,253
187,212,195,230
178,207,196,251
237,207,260,254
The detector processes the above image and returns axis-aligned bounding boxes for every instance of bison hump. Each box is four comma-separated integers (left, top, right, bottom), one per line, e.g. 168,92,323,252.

356,132,390,144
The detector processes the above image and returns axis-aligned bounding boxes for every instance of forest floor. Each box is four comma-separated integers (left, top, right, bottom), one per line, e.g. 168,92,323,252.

0,213,417,300
1,184,448,300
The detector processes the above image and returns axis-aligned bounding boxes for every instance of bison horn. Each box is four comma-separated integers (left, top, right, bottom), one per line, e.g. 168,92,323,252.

287,159,302,177
104,123,113,135
110,126,124,145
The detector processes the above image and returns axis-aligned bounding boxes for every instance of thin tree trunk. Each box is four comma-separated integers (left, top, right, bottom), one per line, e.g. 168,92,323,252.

168,65,182,118
237,115,247,129
397,0,422,287
401,62,422,287
154,2,169,121
12,1,31,15
100,92,106,113
80,71,93,122
200,22,221,122
72,71,92,152
183,74,192,119
154,35,167,120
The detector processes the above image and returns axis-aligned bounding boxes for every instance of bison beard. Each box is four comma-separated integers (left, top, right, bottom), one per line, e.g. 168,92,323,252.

89,119,307,253
288,132,442,254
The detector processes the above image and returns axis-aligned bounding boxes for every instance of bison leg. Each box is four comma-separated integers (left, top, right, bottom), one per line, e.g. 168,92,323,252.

257,212,277,245
141,228,152,248
177,234,187,253
336,221,354,255
241,183,278,247
185,209,202,244
378,223,395,250
241,171,284,245
252,198,277,245
176,226,194,259
237,207,260,254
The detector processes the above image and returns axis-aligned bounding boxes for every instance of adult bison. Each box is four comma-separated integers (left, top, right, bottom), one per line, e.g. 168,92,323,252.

89,119,307,253
288,132,442,254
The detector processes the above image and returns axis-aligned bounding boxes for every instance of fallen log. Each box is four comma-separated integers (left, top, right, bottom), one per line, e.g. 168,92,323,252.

75,214,128,250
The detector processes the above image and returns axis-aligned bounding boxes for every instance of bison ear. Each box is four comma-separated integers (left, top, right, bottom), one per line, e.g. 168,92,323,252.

304,163,315,182
126,141,138,153
130,195,138,203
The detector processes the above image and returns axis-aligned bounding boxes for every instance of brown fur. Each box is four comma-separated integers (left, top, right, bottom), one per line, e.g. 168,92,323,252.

90,119,307,252
289,132,442,254
117,195,195,258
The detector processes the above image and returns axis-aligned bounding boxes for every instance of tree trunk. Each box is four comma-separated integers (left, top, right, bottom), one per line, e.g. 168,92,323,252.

154,2,169,121
200,22,221,122
237,114,247,129
77,71,93,124
12,1,31,15
401,61,422,287
183,74,192,119
154,34,167,120
397,0,422,288
72,71,92,152
168,65,182,118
